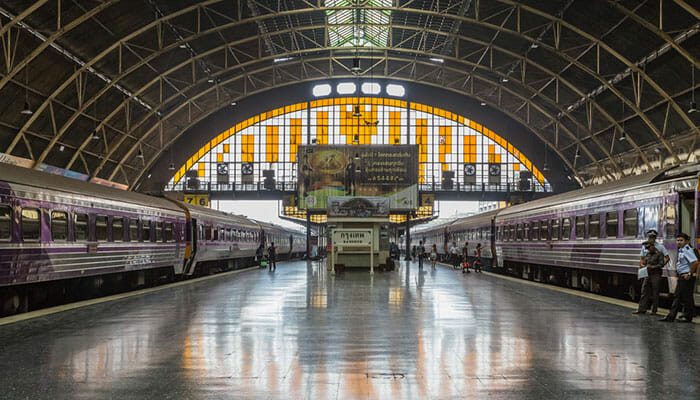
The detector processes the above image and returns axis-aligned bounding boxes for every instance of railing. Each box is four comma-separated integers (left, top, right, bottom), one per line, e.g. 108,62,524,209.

165,181,552,193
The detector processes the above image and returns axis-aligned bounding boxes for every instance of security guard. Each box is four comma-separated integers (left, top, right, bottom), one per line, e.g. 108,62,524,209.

639,229,670,267
660,233,699,322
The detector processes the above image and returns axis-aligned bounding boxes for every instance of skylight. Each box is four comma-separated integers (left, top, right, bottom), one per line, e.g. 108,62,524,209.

325,0,392,47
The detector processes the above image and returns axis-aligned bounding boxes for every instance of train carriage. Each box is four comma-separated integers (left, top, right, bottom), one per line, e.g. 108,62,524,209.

0,163,188,313
495,166,699,299
447,209,499,267
183,205,262,275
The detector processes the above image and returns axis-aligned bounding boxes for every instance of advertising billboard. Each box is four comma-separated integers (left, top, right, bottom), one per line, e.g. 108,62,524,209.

298,145,418,210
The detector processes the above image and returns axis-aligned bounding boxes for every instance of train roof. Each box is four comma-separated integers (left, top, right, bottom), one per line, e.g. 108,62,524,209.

498,165,698,218
0,162,181,212
447,209,500,230
185,203,260,228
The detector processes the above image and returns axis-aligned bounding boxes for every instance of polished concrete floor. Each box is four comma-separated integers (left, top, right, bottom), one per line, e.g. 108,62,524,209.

0,260,698,399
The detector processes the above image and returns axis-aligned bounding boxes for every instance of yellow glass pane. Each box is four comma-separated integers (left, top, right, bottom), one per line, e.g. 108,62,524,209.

216,153,223,163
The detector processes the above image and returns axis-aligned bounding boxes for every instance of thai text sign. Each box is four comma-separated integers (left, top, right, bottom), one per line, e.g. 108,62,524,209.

298,145,418,210
332,230,372,247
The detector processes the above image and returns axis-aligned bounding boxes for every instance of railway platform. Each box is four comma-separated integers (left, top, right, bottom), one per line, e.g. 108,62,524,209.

0,260,698,399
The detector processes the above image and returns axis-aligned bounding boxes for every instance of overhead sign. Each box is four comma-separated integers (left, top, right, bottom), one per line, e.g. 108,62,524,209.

332,229,372,247
297,145,418,210
183,194,210,207
327,196,390,217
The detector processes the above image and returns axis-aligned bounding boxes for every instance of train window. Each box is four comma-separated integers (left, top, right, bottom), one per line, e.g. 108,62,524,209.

113,217,124,242
95,215,108,241
516,224,522,241
129,218,138,242
21,208,41,241
532,221,539,241
155,222,163,242
575,216,585,239
75,213,88,241
589,214,600,239
142,220,152,242
51,211,68,241
213,227,219,241
0,205,11,240
665,205,676,238
550,219,559,240
541,220,549,240
225,228,230,241
605,211,618,238
562,218,571,241
623,209,638,237
204,225,212,240
164,223,173,242
221,228,226,241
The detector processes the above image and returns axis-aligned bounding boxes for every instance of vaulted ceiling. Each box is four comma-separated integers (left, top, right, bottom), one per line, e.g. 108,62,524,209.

0,0,697,190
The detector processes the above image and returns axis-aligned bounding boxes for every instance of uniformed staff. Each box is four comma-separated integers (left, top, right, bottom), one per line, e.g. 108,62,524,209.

660,233,699,323
639,229,670,267
633,241,664,315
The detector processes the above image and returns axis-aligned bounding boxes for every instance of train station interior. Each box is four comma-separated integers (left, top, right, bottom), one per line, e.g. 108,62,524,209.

0,1,698,398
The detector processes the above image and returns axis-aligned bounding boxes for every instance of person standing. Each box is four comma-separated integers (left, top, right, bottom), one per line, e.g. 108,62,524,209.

268,242,277,271
449,241,460,269
462,242,470,273
633,241,664,315
660,233,698,322
473,243,483,273
417,240,425,269
256,244,265,267
430,244,438,270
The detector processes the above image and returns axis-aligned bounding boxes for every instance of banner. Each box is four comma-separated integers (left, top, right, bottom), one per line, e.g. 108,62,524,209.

327,196,390,217
0,153,33,168
298,145,418,210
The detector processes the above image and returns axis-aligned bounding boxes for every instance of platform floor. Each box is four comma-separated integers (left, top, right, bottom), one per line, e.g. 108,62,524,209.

0,260,698,399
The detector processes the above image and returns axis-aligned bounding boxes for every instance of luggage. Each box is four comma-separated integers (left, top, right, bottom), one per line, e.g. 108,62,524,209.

260,260,268,268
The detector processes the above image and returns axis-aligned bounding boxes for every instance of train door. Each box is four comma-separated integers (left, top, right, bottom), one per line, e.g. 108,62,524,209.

678,190,699,304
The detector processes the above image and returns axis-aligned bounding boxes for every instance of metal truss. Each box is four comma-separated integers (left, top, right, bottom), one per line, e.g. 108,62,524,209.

1,0,697,188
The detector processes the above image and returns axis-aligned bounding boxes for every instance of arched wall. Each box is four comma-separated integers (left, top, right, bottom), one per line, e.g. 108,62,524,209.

142,80,578,193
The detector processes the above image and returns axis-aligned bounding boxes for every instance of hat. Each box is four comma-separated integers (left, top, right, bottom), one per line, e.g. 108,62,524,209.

646,229,658,237
676,233,690,241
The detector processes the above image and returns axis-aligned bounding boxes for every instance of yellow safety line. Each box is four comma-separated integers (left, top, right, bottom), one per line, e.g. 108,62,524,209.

0,265,263,326
436,262,699,324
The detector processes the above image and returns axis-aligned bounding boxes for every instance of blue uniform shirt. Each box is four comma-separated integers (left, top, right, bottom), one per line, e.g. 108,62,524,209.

676,244,698,275
639,241,670,257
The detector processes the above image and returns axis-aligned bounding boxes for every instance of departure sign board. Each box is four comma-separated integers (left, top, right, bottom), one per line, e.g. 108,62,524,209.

297,145,418,210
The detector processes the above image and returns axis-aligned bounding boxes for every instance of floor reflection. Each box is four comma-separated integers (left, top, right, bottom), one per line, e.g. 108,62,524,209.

0,259,698,399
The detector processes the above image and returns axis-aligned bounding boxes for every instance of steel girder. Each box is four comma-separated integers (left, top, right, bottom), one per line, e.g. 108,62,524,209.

1,1,696,187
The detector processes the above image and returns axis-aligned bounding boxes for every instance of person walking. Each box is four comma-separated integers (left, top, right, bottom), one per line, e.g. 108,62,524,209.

633,241,664,315
660,233,698,322
430,244,438,270
473,243,483,273
417,240,425,269
268,242,277,271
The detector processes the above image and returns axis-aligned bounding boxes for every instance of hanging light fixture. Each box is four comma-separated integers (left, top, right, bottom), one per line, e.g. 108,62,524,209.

168,163,175,170
20,68,33,115
91,130,100,140
137,148,144,159
618,131,627,141
353,105,362,117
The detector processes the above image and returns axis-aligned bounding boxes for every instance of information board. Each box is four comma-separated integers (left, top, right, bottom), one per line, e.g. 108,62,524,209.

297,145,418,210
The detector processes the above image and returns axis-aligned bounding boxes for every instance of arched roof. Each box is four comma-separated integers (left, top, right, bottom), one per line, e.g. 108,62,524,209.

0,0,697,190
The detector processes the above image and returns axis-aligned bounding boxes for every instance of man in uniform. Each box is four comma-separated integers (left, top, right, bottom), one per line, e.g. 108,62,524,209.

660,233,698,322
449,241,460,269
633,241,665,315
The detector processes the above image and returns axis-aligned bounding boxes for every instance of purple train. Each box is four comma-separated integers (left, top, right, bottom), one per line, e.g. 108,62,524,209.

0,163,305,315
413,164,700,302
